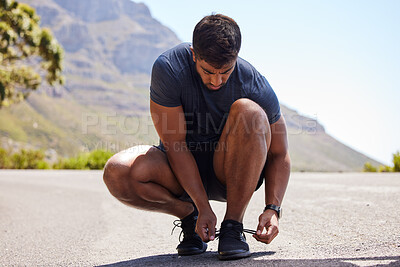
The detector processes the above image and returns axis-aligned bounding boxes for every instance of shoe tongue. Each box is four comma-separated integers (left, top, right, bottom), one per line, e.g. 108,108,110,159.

222,219,243,229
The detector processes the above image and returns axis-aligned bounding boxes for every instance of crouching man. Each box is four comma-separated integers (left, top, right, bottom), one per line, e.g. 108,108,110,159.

103,14,290,260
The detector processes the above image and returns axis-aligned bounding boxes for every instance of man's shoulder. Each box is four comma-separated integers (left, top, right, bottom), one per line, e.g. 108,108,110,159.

236,57,258,73
158,43,192,68
151,43,191,107
235,57,261,81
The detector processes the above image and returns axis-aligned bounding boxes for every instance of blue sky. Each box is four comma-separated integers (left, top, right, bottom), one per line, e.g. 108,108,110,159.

138,0,400,165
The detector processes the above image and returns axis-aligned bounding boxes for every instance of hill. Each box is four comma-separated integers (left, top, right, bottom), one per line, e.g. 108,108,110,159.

281,106,380,171
0,0,381,171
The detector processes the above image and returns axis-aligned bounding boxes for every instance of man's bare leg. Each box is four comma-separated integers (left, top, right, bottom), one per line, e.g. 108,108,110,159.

214,98,271,222
103,145,194,219
103,145,208,256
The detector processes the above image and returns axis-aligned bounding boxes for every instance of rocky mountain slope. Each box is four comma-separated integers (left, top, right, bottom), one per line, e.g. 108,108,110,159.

0,0,381,171
23,0,180,113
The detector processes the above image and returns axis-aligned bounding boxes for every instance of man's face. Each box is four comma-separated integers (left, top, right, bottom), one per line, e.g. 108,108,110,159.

191,48,236,91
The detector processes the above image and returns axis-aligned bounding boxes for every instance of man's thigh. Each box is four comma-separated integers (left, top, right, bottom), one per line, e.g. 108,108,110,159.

213,98,268,188
106,145,185,197
156,142,228,202
212,141,265,193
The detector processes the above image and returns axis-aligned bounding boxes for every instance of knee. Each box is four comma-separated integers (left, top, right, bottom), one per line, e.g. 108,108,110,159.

103,146,150,200
229,98,270,134
103,154,131,199
103,154,125,187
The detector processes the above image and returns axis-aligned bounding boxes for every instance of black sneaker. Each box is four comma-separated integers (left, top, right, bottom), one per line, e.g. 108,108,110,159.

173,207,207,256
217,220,251,260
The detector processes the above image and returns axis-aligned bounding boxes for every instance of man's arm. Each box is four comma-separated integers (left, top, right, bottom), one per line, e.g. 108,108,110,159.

253,115,291,244
150,100,217,242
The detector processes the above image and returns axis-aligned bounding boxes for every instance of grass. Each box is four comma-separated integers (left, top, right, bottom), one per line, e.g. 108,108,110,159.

0,109,28,141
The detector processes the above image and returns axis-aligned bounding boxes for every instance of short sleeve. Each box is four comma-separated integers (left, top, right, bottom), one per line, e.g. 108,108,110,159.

150,55,182,107
248,74,281,124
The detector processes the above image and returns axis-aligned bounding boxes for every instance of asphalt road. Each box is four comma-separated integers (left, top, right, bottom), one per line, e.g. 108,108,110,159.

0,170,399,266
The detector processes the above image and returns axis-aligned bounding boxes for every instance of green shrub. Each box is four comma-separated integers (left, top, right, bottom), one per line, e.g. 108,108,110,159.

378,165,392,172
10,149,47,169
53,155,88,169
36,160,50,169
1,148,112,169
53,150,113,170
393,151,400,172
64,154,89,169
52,160,63,169
363,162,377,172
87,150,113,169
0,148,11,169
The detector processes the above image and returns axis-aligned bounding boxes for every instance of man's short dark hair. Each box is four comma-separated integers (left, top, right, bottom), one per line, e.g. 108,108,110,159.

192,14,241,68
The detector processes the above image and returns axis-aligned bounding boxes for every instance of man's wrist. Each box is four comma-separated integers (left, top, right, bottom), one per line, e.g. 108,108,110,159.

194,199,212,213
264,204,282,219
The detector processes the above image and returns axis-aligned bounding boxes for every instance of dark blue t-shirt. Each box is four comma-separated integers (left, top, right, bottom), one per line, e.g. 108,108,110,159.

150,43,281,144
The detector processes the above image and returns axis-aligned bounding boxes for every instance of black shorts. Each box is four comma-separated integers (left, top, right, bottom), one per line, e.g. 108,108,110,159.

153,141,265,202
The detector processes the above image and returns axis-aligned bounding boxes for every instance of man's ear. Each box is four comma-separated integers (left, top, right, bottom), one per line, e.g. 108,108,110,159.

190,47,196,62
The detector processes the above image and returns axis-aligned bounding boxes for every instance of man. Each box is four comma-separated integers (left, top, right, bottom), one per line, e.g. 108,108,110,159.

103,14,290,261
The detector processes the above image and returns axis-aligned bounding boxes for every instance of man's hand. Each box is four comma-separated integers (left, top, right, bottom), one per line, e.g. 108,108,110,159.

253,209,279,244
195,208,217,242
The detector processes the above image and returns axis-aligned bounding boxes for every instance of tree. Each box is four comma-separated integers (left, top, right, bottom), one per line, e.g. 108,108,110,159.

0,0,64,108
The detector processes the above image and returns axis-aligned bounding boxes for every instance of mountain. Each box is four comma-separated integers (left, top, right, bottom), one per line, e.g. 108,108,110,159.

280,106,381,171
0,0,381,171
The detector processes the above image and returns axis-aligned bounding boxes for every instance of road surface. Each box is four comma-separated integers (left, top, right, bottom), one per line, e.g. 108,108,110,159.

0,170,399,266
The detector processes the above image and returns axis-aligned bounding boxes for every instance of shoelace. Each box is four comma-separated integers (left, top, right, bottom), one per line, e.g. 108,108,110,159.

171,220,257,240
171,220,182,235
171,219,197,242
215,228,257,240
215,228,256,238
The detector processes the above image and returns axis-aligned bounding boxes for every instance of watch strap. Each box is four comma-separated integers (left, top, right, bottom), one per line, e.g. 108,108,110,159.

264,204,281,219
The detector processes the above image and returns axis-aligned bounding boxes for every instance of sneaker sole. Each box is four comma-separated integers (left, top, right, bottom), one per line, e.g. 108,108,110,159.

218,250,251,260
177,244,207,256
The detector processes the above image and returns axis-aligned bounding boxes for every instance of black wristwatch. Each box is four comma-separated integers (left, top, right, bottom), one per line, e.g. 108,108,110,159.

264,204,282,219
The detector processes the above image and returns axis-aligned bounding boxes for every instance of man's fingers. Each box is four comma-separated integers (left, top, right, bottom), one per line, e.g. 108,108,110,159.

253,233,269,243
270,231,278,242
196,224,208,242
265,225,279,243
195,211,217,243
253,225,279,244
208,225,216,241
257,216,269,235
266,224,279,237
198,228,205,240
200,227,209,242
252,233,275,244
256,223,264,235
197,224,216,242
254,211,280,244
